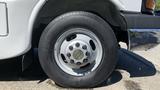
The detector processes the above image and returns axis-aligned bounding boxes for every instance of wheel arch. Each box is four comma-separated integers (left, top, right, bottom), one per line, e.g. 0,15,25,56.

32,0,129,47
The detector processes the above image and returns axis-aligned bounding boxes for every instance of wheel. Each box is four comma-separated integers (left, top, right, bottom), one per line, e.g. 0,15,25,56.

38,11,118,88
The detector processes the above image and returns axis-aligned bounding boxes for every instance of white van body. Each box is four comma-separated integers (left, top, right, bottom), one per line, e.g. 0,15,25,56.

0,0,143,59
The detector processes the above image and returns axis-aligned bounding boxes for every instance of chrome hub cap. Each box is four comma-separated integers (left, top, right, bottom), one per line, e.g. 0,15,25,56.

54,28,103,76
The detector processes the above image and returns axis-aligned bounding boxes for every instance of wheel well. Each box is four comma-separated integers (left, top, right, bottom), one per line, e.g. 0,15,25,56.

32,0,129,48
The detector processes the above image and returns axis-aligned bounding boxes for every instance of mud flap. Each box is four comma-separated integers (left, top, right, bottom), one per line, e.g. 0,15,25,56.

21,50,34,71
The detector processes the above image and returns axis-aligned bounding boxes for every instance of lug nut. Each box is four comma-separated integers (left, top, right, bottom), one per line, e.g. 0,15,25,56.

76,62,81,65
69,46,73,51
85,52,90,56
67,53,71,57
75,43,80,47
70,60,74,64
82,45,87,50
83,59,88,63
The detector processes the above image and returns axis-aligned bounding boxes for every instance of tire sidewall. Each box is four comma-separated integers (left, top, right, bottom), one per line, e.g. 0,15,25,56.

38,12,118,88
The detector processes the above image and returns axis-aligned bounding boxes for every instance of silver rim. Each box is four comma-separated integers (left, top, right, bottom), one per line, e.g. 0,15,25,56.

54,28,103,76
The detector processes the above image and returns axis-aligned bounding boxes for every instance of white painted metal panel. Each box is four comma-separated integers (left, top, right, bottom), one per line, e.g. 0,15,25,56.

0,0,46,59
0,3,8,36
119,0,142,12
111,0,142,12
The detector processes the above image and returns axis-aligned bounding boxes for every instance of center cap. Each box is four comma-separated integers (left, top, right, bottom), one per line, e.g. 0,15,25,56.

73,49,84,60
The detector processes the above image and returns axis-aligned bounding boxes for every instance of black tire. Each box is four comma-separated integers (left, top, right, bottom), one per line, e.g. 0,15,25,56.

38,11,118,88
